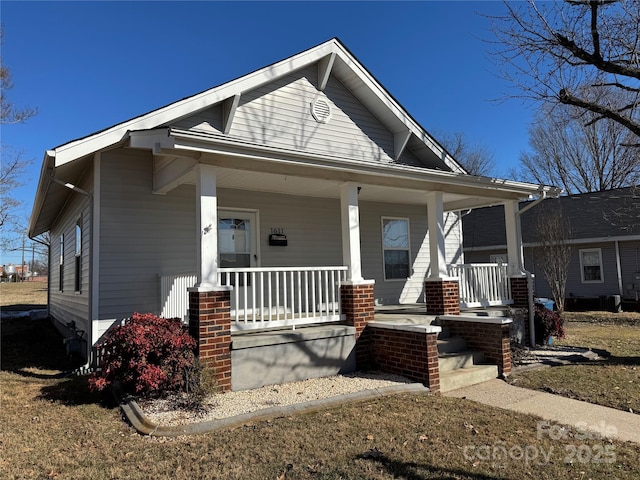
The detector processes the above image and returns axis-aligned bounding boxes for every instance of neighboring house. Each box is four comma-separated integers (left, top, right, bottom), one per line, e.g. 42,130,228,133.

463,187,640,309
29,38,557,390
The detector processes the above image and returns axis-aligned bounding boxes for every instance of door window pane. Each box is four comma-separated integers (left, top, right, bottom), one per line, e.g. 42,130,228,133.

219,217,252,286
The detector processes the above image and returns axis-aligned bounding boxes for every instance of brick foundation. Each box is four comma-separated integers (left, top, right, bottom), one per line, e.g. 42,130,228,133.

425,279,460,315
188,289,232,392
340,282,375,368
369,327,440,394
439,318,512,377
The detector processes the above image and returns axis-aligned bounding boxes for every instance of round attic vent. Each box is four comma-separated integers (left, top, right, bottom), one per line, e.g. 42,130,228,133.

311,98,332,123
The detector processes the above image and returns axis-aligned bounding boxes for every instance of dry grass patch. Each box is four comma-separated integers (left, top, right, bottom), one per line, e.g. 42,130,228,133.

2,316,640,479
512,312,640,413
0,281,48,310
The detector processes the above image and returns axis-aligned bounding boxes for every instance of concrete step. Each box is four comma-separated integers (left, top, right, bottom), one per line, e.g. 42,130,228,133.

460,308,510,317
437,336,467,355
439,364,499,393
438,351,485,372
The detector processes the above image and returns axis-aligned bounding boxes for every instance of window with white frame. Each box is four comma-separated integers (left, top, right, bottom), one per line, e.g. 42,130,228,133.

579,248,603,283
59,235,64,291
382,217,410,280
75,219,82,292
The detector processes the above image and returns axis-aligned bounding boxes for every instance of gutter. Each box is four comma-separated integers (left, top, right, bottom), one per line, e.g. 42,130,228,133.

168,128,557,198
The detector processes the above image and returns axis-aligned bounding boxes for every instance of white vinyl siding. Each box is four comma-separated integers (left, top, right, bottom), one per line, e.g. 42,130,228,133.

361,203,462,305
176,66,397,165
48,165,92,354
98,149,196,330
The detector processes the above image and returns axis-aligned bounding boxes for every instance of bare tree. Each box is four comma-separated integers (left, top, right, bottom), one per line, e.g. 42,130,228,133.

0,32,37,232
435,131,497,176
489,0,640,139
517,103,640,193
533,201,573,313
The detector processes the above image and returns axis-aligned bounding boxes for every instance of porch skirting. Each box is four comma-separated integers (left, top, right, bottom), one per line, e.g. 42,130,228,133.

230,325,356,391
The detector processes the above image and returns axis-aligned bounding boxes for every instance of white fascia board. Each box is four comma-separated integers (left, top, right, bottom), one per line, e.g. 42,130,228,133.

332,42,465,173
169,128,549,199
51,41,341,168
28,151,56,238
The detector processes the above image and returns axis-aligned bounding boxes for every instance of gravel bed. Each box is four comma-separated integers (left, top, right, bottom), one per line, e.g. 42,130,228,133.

138,371,413,427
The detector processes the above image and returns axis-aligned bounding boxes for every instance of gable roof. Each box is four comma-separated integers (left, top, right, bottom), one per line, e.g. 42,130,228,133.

463,186,640,249
48,38,465,172
29,38,562,238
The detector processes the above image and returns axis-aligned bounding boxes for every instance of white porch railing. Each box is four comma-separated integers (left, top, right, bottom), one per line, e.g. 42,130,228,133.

448,263,513,308
159,266,348,331
219,266,348,331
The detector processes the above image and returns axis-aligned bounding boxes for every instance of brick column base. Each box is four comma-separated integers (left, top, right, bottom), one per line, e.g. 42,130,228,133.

188,288,232,392
510,276,529,309
510,275,531,344
425,279,460,315
340,281,375,369
439,318,512,377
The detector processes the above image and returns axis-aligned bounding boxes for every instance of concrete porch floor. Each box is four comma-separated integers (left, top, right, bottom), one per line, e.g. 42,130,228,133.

373,303,512,324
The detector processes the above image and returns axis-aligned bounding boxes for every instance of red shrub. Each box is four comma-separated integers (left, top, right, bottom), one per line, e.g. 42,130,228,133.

88,312,197,396
533,304,565,344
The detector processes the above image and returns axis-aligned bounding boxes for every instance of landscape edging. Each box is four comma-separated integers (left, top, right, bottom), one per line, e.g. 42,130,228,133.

116,382,430,437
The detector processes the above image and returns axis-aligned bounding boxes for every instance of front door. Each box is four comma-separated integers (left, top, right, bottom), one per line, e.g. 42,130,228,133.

218,210,258,270
218,210,258,311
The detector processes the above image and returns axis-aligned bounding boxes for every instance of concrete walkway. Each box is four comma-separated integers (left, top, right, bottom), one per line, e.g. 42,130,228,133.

444,379,640,444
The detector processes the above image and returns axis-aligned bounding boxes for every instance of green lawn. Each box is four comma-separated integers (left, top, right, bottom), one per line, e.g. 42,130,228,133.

511,311,640,413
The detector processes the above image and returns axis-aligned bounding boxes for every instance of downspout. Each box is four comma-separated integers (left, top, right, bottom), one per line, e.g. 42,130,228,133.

516,187,557,347
48,170,94,369
615,240,623,299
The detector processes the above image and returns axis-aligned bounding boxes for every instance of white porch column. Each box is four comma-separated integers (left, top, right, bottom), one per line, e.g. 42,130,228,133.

504,200,525,276
427,191,448,279
194,164,219,288
340,182,363,282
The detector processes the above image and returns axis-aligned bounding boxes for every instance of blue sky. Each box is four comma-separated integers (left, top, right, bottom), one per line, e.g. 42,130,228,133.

2,0,535,263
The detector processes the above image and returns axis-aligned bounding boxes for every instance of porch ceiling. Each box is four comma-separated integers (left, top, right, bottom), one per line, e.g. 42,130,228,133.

175,163,514,211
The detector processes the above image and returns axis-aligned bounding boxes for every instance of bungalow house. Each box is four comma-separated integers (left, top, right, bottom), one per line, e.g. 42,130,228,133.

463,187,640,311
29,38,559,392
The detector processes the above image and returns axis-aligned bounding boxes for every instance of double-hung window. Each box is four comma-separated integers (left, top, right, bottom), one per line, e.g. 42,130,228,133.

382,217,410,280
579,248,603,283
75,220,82,292
59,235,64,291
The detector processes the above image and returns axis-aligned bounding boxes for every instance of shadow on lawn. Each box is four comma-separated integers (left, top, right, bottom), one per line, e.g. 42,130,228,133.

356,451,506,480
1,315,110,407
